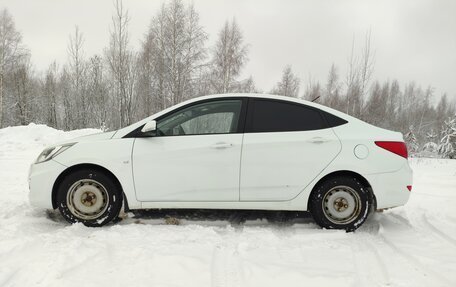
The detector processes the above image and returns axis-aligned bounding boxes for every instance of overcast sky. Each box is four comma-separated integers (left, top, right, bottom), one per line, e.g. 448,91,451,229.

3,0,456,100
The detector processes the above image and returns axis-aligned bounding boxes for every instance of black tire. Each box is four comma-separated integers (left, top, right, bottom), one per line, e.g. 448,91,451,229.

309,176,370,231
56,169,123,227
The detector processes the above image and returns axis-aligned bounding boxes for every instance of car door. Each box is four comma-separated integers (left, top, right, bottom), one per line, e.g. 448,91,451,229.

240,98,341,201
132,98,246,202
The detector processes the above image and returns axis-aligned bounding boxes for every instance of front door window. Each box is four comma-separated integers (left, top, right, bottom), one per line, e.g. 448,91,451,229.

157,100,242,136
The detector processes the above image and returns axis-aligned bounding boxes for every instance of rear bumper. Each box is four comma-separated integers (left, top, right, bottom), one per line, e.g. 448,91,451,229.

366,162,413,209
29,159,67,209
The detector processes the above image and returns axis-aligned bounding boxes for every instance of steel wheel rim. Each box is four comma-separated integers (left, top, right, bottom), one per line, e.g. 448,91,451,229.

66,179,109,220
322,185,361,224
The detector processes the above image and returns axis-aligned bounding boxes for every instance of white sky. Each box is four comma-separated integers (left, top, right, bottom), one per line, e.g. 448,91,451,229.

3,0,456,100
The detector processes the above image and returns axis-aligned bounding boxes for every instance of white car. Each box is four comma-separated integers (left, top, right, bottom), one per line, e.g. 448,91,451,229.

29,94,412,230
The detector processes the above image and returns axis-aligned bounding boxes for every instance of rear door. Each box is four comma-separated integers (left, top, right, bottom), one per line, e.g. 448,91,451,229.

240,98,341,201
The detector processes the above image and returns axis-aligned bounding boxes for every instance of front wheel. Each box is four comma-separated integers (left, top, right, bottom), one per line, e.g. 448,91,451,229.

56,169,123,227
309,176,370,231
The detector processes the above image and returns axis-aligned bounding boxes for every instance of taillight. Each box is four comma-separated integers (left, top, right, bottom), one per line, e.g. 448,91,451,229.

407,185,412,191
375,141,408,158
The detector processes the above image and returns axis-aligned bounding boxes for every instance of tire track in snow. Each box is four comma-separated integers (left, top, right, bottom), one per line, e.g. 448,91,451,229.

352,230,391,286
390,211,456,248
378,225,455,287
385,212,456,248
387,213,413,228
364,240,391,285
211,244,244,287
351,241,371,287
421,214,456,247
362,218,455,286
0,268,19,287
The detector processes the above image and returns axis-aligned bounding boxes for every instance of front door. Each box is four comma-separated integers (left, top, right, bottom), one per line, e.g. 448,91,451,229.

132,99,245,202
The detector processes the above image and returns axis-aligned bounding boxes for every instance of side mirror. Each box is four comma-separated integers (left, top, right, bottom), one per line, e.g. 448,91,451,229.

141,120,157,133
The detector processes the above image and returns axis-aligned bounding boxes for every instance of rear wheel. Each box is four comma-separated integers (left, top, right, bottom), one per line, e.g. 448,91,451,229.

309,176,370,231
56,169,122,227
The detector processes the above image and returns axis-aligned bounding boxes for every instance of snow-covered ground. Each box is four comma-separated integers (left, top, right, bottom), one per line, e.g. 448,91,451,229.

1,124,456,287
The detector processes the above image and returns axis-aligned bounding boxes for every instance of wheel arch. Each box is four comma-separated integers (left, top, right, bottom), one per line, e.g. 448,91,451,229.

307,170,376,211
51,163,129,211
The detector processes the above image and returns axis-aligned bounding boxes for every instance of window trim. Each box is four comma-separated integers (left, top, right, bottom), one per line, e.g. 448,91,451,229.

125,97,248,138
244,98,331,133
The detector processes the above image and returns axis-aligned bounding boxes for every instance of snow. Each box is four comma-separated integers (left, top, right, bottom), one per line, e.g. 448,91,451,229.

1,124,456,287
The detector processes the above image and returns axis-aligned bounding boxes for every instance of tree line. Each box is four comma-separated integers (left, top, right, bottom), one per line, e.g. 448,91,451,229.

0,0,455,157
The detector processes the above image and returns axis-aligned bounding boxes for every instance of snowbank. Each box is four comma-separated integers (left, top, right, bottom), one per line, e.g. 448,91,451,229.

0,124,456,287
0,123,100,161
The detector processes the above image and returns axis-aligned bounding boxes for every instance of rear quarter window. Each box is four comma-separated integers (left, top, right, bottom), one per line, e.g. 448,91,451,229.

320,110,348,128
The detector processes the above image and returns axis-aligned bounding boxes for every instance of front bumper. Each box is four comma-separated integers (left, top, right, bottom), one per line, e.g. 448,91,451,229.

366,162,413,209
29,159,67,209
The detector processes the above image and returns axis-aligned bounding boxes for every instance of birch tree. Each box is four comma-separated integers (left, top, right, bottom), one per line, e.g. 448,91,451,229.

359,30,375,102
136,28,165,117
365,81,389,126
271,65,300,98
67,26,87,128
345,31,375,117
10,54,33,125
106,0,136,128
210,19,248,94
303,75,322,102
323,64,341,108
86,55,109,129
43,61,59,128
140,0,207,111
0,9,25,127
345,36,361,115
60,67,73,130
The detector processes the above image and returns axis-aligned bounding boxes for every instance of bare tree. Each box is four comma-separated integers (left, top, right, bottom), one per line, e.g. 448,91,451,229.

306,83,322,102
365,81,387,126
106,0,136,128
435,94,449,135
385,80,400,128
87,55,109,129
0,9,26,127
60,67,72,130
323,64,341,108
345,31,375,117
140,0,207,111
303,74,321,101
235,76,259,93
210,19,248,94
10,55,34,125
43,61,59,128
271,65,300,98
345,35,360,115
359,30,375,101
136,31,158,118
67,26,87,128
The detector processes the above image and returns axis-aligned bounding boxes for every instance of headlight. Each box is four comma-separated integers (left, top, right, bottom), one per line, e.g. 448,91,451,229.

35,143,76,164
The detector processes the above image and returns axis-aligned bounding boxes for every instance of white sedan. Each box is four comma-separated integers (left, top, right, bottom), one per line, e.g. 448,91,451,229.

29,94,412,230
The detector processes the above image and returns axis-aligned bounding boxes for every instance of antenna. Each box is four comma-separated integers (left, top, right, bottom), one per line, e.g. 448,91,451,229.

311,96,320,102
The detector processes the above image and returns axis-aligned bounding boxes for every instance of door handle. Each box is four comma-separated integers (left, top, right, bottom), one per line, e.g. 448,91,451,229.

308,137,330,144
211,142,233,149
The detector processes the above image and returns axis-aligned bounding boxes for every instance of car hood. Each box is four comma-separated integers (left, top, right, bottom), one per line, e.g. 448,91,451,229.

54,130,117,146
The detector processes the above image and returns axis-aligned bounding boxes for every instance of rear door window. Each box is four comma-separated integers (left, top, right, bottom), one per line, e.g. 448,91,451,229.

248,99,327,132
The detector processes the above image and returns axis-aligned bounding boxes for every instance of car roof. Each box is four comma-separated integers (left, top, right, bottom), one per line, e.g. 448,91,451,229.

184,93,322,109
193,93,354,119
